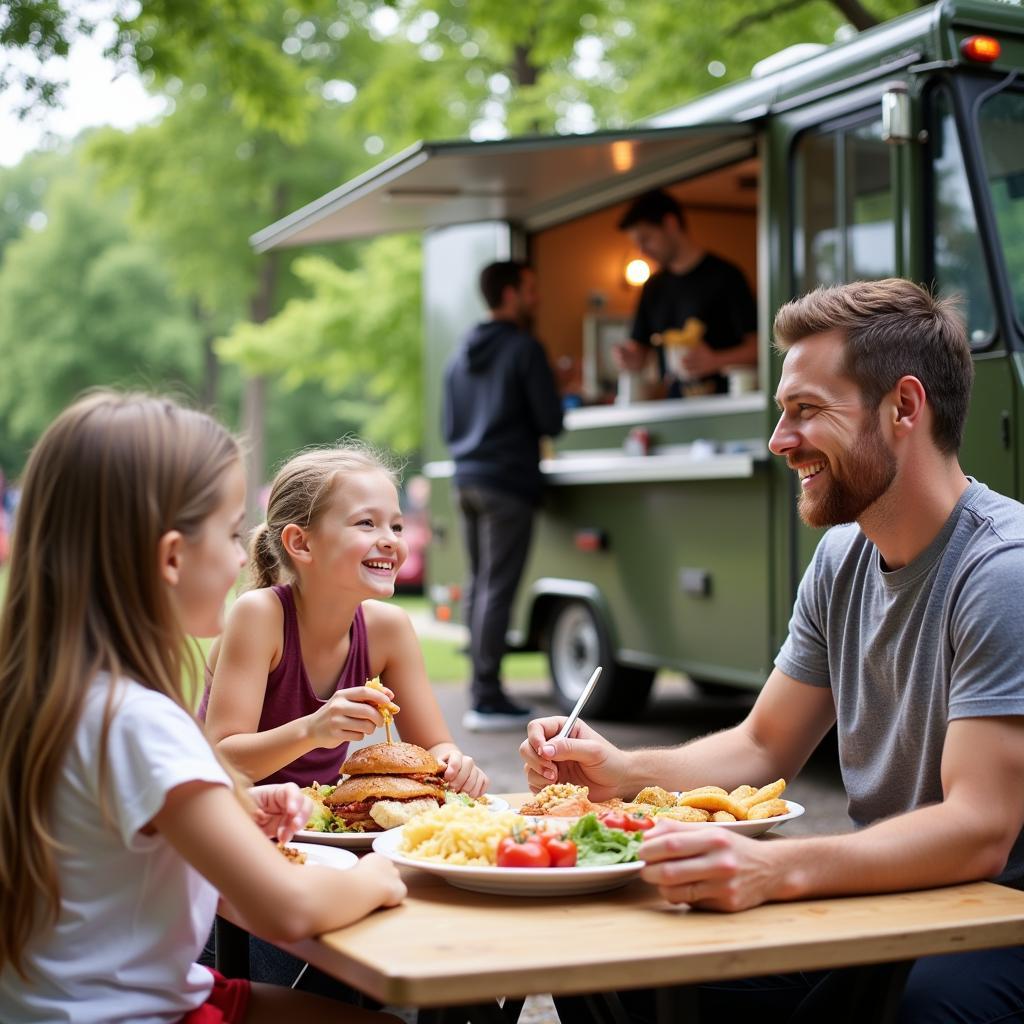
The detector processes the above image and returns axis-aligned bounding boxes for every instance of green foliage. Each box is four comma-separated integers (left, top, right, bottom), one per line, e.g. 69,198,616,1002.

217,235,423,452
0,172,201,456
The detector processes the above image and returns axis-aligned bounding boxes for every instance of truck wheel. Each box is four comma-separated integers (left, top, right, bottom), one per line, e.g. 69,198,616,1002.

546,600,655,719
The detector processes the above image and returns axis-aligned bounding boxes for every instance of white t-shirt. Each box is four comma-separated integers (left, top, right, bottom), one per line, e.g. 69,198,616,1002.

0,674,233,1023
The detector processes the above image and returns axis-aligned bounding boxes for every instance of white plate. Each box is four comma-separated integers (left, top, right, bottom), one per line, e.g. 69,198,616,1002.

296,794,511,849
287,842,358,870
372,826,644,897
521,801,805,840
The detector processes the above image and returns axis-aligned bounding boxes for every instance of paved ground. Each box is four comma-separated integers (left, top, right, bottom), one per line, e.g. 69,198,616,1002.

378,616,852,1022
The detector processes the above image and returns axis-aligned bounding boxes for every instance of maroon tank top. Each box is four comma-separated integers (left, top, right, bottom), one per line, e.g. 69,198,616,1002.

200,584,371,787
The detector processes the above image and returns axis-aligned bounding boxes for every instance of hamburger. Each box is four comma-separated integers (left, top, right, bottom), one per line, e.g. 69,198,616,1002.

325,741,446,831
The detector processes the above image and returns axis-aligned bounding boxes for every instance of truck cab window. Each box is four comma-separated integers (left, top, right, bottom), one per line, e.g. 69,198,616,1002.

930,85,994,348
794,115,895,290
978,88,1024,334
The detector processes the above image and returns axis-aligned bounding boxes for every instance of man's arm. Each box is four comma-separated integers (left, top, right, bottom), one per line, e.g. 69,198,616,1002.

640,715,1024,910
522,668,836,800
620,668,835,794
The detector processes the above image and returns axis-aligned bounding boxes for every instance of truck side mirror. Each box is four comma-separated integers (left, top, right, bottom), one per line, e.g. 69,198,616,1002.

882,82,913,143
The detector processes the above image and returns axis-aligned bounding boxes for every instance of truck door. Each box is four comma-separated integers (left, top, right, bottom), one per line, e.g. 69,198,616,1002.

928,81,1016,497
788,106,901,575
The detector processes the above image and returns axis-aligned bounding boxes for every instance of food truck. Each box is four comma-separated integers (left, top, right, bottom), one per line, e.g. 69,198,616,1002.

253,0,1024,718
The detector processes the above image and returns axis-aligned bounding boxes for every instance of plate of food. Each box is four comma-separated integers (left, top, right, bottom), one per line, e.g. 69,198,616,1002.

372,802,646,896
520,781,804,839
296,741,509,849
278,842,359,870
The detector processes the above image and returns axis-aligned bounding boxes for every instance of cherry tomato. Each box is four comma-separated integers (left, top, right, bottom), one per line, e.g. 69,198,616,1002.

496,838,551,868
599,811,632,832
599,811,654,832
544,838,577,867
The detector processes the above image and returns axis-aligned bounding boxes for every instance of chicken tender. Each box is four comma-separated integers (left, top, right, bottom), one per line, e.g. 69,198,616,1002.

632,786,676,808
728,785,758,801
746,799,790,820
656,806,712,823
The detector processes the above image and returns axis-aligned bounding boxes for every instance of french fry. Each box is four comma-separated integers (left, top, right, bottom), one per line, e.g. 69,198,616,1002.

676,792,748,820
366,678,400,744
712,811,737,823
740,779,786,809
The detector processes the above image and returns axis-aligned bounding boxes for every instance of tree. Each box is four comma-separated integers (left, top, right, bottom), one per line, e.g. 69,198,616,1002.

217,235,423,454
0,170,200,459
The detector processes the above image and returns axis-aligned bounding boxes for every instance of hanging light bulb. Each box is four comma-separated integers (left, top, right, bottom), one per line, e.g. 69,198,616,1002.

625,258,651,287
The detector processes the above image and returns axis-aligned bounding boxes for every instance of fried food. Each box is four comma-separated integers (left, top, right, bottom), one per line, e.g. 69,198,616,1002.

520,783,595,816
712,811,737,823
632,786,676,808
366,677,400,744
681,786,728,798
740,779,787,809
728,785,758,801
746,799,790,820
277,844,307,865
656,806,711,823
676,792,749,820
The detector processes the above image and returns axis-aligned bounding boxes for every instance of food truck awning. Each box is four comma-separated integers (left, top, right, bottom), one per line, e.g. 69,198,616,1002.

251,123,757,252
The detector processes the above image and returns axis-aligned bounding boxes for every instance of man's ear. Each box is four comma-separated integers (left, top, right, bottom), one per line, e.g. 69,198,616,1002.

890,375,927,435
158,530,184,587
281,523,313,565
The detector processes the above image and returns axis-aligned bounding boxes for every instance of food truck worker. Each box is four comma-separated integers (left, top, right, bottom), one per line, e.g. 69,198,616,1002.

443,261,564,732
524,279,1024,1021
615,189,758,398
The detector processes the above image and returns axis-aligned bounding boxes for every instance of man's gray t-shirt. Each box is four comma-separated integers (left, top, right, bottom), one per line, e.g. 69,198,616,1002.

776,480,1024,888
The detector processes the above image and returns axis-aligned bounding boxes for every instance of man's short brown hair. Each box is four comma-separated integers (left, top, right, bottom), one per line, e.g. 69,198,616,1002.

773,279,973,454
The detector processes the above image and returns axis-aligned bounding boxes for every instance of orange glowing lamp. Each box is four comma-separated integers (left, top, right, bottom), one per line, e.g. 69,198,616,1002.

625,258,651,287
960,36,1001,63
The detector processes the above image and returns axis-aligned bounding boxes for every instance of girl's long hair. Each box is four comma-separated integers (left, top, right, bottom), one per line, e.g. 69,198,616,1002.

0,391,241,977
249,440,399,591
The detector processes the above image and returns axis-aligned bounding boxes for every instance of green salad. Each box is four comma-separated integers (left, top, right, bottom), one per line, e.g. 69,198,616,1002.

567,813,645,866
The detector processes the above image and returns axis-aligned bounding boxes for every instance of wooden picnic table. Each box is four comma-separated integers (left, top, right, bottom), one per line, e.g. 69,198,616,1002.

220,793,1024,1023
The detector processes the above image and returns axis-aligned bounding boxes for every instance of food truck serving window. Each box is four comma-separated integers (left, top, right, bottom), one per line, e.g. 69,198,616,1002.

929,85,995,349
793,115,895,291
977,87,1024,334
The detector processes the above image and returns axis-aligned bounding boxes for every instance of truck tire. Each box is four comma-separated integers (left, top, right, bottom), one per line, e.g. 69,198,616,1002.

546,599,655,720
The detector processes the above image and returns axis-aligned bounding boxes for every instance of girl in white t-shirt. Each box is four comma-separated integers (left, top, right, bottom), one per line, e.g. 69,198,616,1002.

0,392,406,1024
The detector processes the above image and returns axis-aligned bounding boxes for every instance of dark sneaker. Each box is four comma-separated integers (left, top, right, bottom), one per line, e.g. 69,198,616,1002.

462,696,534,732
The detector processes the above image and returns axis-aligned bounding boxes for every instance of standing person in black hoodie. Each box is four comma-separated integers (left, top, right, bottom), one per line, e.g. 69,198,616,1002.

443,261,564,732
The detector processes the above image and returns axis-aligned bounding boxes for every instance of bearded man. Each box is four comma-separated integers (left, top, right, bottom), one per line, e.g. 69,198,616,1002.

521,279,1024,1022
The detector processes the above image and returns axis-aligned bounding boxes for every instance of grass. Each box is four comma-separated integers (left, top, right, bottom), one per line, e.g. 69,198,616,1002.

0,567,547,685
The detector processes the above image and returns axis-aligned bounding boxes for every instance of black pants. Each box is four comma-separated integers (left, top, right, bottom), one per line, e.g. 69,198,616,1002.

617,945,1024,1023
456,484,535,705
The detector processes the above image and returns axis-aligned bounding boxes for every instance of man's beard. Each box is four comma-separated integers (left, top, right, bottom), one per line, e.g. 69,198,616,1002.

797,417,897,528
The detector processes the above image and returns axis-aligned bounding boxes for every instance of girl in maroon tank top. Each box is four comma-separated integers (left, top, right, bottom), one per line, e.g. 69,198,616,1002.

201,443,488,796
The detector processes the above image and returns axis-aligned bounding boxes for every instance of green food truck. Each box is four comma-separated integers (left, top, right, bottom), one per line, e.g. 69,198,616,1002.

253,0,1024,718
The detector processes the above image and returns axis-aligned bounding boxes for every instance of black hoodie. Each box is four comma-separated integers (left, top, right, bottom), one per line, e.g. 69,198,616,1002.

442,319,564,503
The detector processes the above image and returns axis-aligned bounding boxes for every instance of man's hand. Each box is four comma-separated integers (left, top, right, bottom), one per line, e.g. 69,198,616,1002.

639,818,786,911
249,783,312,843
678,341,721,380
519,717,630,801
612,339,649,373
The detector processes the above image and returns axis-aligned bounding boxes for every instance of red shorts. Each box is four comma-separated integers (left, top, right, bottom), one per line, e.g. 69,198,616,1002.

180,967,251,1024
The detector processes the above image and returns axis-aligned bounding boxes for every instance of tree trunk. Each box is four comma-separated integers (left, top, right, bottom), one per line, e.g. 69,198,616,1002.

193,298,220,410
242,184,286,525
829,0,881,30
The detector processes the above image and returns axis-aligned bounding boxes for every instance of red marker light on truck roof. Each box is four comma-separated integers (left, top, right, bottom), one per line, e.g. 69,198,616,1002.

961,36,1001,63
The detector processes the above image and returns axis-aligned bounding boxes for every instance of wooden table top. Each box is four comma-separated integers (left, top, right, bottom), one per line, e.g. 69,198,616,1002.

286,794,1024,1008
